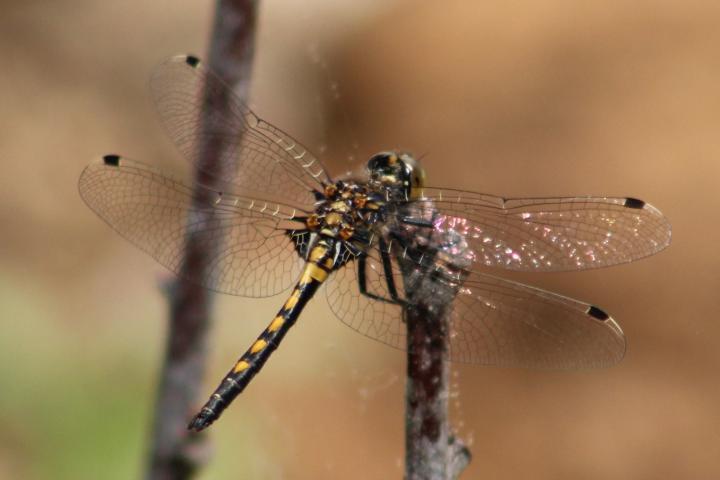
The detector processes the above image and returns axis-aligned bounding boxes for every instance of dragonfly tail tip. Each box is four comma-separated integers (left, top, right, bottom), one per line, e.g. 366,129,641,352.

187,409,215,432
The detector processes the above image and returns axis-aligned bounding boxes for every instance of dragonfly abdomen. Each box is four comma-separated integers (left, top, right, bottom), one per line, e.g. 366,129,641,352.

188,241,335,432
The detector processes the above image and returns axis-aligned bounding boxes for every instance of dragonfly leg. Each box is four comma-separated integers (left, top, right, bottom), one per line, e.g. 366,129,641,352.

357,253,404,305
398,216,434,229
378,237,402,302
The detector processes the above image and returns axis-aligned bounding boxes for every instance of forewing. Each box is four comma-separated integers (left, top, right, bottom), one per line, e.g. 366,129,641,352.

150,55,331,207
410,188,671,271
78,156,308,298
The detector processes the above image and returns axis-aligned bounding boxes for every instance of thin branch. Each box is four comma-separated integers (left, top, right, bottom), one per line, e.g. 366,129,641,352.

405,302,471,480
145,1,259,479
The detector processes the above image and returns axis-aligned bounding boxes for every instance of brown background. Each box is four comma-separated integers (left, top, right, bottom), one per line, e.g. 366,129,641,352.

0,1,717,479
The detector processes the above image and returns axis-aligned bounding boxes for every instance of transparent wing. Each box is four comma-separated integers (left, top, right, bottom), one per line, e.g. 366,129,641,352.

447,272,625,368
79,156,309,298
405,188,671,271
326,250,406,351
326,248,625,368
150,54,331,208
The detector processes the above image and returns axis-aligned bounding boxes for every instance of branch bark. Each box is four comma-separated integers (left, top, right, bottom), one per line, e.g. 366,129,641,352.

145,2,259,479
405,303,472,480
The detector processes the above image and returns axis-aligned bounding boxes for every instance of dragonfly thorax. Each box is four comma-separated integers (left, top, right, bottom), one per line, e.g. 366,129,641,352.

305,151,428,247
306,181,376,243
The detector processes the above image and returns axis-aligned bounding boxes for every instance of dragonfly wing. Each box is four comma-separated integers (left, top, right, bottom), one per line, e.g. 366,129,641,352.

79,156,308,297
326,246,624,368
408,188,671,271
325,248,407,351
150,55,332,208
448,269,625,368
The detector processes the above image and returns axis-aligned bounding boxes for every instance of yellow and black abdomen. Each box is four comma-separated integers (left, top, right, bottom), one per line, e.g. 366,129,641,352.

188,240,336,431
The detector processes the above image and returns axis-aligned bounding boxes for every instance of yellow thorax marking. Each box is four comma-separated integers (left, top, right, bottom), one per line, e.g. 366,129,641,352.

250,339,267,354
326,212,342,226
339,226,353,240
324,184,337,197
268,316,285,332
306,214,320,229
353,194,367,208
330,201,349,212
233,360,250,373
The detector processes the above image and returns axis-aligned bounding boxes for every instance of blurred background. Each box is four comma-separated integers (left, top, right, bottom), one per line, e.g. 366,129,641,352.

0,0,717,478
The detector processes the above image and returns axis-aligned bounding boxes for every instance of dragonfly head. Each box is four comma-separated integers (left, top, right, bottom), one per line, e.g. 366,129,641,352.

367,151,426,199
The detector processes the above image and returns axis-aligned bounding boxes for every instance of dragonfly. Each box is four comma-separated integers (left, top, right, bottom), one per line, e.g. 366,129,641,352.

78,55,671,432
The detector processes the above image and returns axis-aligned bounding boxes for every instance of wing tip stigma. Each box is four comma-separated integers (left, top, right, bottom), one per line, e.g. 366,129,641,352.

103,154,120,166
623,197,646,209
185,55,200,68
587,305,610,321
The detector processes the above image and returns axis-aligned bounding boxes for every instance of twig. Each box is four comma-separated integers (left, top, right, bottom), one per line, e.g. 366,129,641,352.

145,1,259,479
403,224,473,479
405,303,471,480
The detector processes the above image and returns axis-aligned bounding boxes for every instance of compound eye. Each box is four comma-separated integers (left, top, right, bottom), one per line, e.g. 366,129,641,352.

367,152,395,171
367,154,381,170
412,169,426,188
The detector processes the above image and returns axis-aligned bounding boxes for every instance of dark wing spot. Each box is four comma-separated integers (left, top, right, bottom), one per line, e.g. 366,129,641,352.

185,55,200,68
103,154,120,166
624,197,645,209
587,305,610,321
